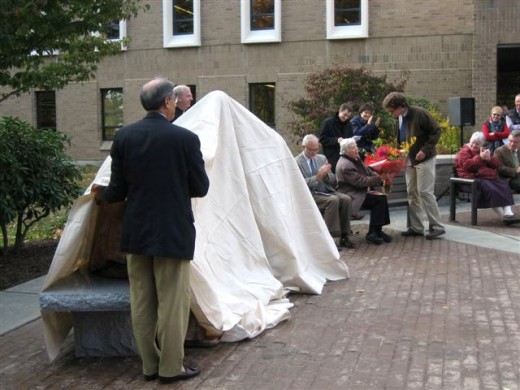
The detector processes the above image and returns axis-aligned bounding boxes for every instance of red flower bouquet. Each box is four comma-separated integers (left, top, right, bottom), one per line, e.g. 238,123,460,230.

365,144,408,194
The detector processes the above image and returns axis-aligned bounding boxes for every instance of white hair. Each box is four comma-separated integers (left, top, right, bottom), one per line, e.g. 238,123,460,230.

469,131,485,145
172,85,190,99
339,137,357,154
302,134,319,146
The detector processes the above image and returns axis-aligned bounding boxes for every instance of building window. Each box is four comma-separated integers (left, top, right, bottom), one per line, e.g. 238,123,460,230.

101,89,123,141
241,0,281,44
249,83,275,128
163,0,201,48
36,91,56,131
251,0,274,30
102,20,127,50
497,45,520,109
326,0,368,40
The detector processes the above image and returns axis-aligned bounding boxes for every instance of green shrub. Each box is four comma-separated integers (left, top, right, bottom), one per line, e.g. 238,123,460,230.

408,98,461,154
286,65,408,143
0,117,83,254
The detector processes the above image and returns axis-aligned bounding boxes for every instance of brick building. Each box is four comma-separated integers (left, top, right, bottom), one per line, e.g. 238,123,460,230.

1,0,518,162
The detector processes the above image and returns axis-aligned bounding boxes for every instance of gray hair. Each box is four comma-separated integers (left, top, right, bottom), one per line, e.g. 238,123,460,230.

339,138,357,154
302,134,319,146
469,131,485,145
172,85,190,99
139,78,175,111
510,129,520,138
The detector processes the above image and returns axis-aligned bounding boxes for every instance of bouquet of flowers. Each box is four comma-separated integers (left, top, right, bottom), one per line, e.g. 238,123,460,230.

365,138,415,194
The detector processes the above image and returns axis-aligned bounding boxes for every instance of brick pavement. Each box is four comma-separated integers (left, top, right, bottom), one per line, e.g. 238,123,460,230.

1,209,519,389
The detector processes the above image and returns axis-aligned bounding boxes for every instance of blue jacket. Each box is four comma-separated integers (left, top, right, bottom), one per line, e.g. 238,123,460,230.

350,115,380,155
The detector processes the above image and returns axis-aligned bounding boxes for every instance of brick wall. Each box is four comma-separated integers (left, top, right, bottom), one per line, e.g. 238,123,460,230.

3,0,517,162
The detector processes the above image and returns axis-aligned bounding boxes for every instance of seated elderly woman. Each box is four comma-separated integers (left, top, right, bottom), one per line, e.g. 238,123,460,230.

336,138,392,245
455,131,520,226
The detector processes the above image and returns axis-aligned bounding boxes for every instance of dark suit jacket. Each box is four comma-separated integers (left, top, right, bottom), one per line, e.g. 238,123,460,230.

395,106,440,166
319,113,353,172
104,111,209,260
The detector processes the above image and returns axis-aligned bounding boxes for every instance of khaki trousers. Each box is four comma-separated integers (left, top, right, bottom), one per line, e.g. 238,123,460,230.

405,157,444,232
127,254,191,377
313,191,352,237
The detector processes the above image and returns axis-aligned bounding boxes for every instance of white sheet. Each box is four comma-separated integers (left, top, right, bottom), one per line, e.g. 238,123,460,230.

41,91,349,360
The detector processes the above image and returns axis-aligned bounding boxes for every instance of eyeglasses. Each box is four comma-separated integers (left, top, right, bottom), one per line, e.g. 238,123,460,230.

491,113,501,116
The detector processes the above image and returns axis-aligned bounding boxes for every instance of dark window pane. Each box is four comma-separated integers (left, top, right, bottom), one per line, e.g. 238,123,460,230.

173,0,194,35
104,20,120,40
101,88,123,141
334,0,361,26
36,91,56,131
250,83,275,128
251,0,274,30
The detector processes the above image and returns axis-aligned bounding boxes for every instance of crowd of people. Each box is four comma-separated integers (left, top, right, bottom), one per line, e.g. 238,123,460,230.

298,92,520,249
90,79,519,384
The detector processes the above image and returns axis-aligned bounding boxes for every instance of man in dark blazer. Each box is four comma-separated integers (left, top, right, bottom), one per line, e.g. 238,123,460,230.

495,130,520,193
319,102,355,172
295,134,356,249
383,92,445,240
93,78,209,384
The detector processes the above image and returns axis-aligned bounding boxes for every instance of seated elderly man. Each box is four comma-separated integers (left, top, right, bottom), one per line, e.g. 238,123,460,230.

494,129,520,194
336,138,393,245
295,134,356,249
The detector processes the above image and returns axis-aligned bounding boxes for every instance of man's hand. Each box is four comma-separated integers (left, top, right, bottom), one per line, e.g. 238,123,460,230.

316,163,331,180
416,150,425,161
91,184,106,205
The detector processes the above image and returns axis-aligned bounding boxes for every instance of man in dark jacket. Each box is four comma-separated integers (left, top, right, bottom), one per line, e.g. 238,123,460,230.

93,78,209,384
318,102,354,172
383,92,445,239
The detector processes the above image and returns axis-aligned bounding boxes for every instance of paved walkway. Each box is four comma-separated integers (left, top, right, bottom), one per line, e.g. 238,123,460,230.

1,201,519,389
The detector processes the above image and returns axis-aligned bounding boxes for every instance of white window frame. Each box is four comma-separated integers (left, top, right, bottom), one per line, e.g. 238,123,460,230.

241,0,281,44
326,0,368,40
108,20,127,51
163,0,201,48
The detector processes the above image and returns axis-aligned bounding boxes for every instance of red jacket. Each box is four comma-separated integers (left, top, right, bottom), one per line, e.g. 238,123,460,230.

455,144,499,179
482,118,510,142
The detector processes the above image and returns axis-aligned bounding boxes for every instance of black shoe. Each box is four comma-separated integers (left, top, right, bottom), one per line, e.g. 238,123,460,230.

159,365,201,384
503,215,520,226
335,242,343,252
340,237,357,249
425,229,446,240
366,232,383,245
379,231,393,243
144,373,158,382
401,229,423,237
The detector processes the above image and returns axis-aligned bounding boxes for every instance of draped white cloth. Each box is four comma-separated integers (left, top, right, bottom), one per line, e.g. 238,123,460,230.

41,91,349,360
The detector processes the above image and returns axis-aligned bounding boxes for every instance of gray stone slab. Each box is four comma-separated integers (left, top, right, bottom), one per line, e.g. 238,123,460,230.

40,272,130,312
74,311,136,357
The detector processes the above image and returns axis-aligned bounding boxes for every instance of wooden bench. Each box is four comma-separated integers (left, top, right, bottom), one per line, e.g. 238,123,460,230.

449,168,478,225
40,271,136,357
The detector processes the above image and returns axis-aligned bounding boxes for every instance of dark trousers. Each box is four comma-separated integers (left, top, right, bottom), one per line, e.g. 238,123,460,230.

361,192,390,230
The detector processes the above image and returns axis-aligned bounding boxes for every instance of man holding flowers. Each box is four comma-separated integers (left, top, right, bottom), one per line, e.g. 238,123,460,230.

382,92,445,239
